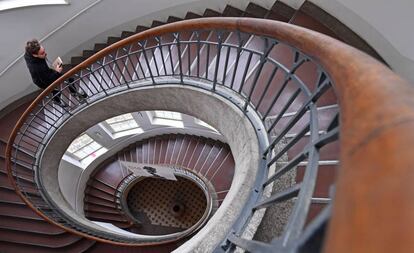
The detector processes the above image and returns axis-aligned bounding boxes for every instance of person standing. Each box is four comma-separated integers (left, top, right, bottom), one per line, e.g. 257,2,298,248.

24,39,86,107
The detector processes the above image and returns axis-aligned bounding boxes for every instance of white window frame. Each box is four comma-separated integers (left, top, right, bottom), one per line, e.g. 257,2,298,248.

151,111,184,128
101,112,142,138
104,113,140,133
66,133,104,161
153,111,182,121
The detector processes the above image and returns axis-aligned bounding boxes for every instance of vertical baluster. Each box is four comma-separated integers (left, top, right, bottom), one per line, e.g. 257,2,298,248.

187,39,192,76
125,44,141,82
175,33,184,84
167,38,175,75
230,31,244,90
74,73,95,97
95,60,113,90
243,38,277,111
140,41,155,84
212,31,222,91
196,31,201,78
255,64,279,111
106,53,123,87
262,58,306,120
237,51,253,94
86,66,108,96
120,47,135,86
93,60,111,90
205,42,210,80
134,47,147,80
151,47,160,77
267,88,301,132
110,52,131,88
156,36,167,76
222,45,231,86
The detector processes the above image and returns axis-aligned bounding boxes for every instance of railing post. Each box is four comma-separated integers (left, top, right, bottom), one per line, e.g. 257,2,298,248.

243,38,276,111
174,33,184,84
212,31,223,91
139,41,155,84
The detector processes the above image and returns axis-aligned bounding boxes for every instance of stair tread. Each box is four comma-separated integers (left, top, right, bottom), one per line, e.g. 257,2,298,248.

244,2,268,18
0,238,95,253
203,8,221,17
0,228,82,248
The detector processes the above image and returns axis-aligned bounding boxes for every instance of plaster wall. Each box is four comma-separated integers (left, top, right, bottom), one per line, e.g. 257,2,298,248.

0,0,273,110
1,0,413,110
58,158,83,207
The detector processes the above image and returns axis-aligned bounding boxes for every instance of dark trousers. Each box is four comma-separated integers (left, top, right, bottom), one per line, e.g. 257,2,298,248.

50,83,78,104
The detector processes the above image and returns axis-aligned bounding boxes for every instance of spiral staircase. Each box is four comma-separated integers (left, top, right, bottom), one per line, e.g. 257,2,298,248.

2,1,414,253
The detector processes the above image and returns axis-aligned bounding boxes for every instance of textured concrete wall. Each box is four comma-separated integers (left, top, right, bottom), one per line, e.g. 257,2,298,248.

39,85,262,246
58,159,83,209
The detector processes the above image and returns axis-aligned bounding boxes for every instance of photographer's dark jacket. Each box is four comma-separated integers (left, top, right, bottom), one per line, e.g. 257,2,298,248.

24,52,62,89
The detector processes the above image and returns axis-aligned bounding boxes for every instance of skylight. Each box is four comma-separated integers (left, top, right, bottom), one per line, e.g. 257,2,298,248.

154,111,181,121
106,113,139,133
67,134,104,160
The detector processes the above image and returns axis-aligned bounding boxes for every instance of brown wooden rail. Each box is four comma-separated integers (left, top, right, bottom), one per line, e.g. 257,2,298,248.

6,17,414,250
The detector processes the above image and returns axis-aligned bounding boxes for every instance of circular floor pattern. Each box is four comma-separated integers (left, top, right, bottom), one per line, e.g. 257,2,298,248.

126,176,207,234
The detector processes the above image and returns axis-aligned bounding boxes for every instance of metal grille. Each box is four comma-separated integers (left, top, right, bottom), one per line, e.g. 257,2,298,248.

6,18,339,248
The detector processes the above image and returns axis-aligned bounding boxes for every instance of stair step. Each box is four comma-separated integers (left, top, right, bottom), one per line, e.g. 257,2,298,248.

71,56,85,66
296,164,338,198
184,11,202,20
84,195,118,208
135,25,149,33
0,238,95,253
297,1,383,61
88,180,116,196
0,201,41,219
84,203,119,214
151,20,166,28
222,5,245,17
85,211,129,223
0,216,65,235
61,64,73,72
82,50,95,58
106,36,121,45
85,187,114,201
120,31,135,39
167,16,182,23
0,171,35,186
93,43,107,51
0,228,81,248
244,3,268,18
270,1,295,22
203,8,221,17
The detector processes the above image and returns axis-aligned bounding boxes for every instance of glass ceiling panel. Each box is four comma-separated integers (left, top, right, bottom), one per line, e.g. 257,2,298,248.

67,134,93,153
106,113,139,133
154,111,182,121
67,133,103,160
106,113,134,124
110,120,139,132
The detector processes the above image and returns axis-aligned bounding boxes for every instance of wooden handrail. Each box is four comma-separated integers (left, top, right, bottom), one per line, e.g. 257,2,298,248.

6,17,414,251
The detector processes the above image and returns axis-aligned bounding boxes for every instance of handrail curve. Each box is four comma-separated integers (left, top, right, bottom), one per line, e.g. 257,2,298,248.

5,17,414,251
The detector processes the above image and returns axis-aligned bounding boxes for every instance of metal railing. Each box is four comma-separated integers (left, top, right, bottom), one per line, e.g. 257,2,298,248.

6,18,414,251
6,17,339,247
